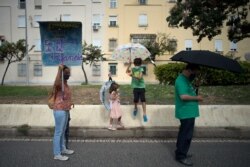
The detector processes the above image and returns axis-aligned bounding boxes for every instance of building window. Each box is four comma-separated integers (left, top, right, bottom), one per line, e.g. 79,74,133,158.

62,14,71,21
109,63,117,75
230,41,237,51
185,40,192,51
92,39,101,47
18,15,26,28
138,0,147,5
34,64,42,76
110,0,117,8
34,15,41,27
34,39,41,51
168,0,177,3
109,39,117,51
18,63,27,77
93,14,101,26
138,14,148,27
215,39,223,52
92,0,101,2
92,64,101,76
109,16,117,27
169,39,177,49
0,36,5,46
130,34,156,44
93,14,101,31
19,0,26,9
34,0,42,9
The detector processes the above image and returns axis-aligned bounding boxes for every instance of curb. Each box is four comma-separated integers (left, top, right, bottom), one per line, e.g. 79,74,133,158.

1,127,250,139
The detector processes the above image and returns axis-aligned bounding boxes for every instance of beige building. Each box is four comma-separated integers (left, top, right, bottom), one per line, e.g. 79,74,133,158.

0,0,249,85
0,0,106,85
104,0,250,83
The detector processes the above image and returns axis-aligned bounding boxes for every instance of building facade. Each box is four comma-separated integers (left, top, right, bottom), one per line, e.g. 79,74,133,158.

0,0,106,85
0,0,249,85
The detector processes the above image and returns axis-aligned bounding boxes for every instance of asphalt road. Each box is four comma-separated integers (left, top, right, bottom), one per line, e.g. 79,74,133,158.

0,138,249,167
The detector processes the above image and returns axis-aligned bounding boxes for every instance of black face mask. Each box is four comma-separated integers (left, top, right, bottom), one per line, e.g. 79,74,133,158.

63,74,70,80
189,73,196,81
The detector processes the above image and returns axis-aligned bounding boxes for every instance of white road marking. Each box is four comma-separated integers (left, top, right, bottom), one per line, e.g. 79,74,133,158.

0,138,250,143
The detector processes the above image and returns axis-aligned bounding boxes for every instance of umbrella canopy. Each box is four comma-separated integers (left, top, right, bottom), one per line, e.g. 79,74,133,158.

112,43,151,62
170,50,243,73
100,80,113,111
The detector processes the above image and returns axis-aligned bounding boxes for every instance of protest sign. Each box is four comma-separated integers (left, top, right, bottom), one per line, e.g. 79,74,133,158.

39,21,82,66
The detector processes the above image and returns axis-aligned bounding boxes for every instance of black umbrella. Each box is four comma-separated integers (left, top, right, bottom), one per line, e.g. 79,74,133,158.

170,50,243,73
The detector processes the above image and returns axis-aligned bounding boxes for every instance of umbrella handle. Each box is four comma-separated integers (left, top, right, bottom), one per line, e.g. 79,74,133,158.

129,48,132,61
108,72,112,81
195,87,199,95
149,56,156,67
61,65,64,100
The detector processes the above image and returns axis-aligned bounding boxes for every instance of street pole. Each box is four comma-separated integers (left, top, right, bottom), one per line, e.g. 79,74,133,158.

25,1,29,85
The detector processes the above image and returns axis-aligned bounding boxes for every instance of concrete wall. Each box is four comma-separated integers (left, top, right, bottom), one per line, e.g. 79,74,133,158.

0,104,249,128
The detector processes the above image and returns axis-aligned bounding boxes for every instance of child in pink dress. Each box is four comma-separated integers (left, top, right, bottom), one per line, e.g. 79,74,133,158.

108,82,124,130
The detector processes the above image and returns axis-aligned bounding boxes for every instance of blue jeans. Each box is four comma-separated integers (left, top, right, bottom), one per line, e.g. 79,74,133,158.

53,110,69,156
175,118,195,160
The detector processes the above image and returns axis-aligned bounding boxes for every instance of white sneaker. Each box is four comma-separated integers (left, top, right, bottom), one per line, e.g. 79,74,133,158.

107,125,117,131
54,155,69,161
117,122,124,129
62,149,74,155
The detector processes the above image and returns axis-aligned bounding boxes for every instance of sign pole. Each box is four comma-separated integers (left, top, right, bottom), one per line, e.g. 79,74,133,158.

25,1,29,85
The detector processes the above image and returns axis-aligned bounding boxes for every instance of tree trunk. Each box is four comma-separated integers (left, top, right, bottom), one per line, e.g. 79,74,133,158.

81,61,88,85
1,60,11,86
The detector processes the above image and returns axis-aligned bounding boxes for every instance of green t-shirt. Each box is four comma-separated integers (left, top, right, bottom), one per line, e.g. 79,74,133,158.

174,73,199,119
131,66,145,89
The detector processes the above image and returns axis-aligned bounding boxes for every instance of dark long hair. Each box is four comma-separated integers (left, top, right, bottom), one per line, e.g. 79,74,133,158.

109,82,119,94
53,65,70,93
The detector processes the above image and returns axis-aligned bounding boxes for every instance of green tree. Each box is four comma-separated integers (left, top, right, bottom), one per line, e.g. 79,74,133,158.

142,33,177,62
166,0,250,43
0,39,26,85
82,41,105,84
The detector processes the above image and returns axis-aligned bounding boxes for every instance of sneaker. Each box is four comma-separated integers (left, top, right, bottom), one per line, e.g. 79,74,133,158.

62,149,74,155
117,122,124,129
107,125,117,131
176,158,193,166
133,109,138,116
54,155,69,161
143,115,148,122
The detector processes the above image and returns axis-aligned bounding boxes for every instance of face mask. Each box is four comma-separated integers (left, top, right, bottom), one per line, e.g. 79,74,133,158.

189,73,196,81
63,74,70,80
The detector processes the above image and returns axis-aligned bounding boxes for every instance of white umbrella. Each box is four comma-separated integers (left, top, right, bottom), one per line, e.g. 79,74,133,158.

111,43,151,62
99,80,113,111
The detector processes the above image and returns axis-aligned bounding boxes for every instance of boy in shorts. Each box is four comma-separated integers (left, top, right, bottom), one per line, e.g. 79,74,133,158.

126,58,148,122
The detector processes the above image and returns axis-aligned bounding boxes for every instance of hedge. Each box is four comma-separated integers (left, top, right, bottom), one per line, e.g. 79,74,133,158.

154,61,250,86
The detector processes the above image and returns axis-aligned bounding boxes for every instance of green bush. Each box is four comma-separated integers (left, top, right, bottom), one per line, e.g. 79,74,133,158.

154,61,250,85
154,63,185,85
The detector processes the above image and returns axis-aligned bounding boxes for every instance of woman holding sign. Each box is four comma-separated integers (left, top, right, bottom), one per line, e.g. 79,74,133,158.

52,64,74,161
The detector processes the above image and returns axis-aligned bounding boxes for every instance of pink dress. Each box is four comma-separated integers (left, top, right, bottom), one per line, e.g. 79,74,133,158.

109,91,122,119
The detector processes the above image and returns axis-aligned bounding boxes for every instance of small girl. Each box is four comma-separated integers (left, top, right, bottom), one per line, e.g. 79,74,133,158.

108,82,124,130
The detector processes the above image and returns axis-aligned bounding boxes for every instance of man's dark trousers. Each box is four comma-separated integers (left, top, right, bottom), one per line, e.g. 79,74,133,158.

175,118,195,160
65,112,70,149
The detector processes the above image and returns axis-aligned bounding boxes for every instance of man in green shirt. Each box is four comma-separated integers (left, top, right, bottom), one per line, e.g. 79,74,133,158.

175,64,203,166
126,58,148,122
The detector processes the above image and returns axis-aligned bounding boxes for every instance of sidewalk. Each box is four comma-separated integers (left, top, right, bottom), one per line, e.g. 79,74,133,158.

1,126,250,139
0,104,250,139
